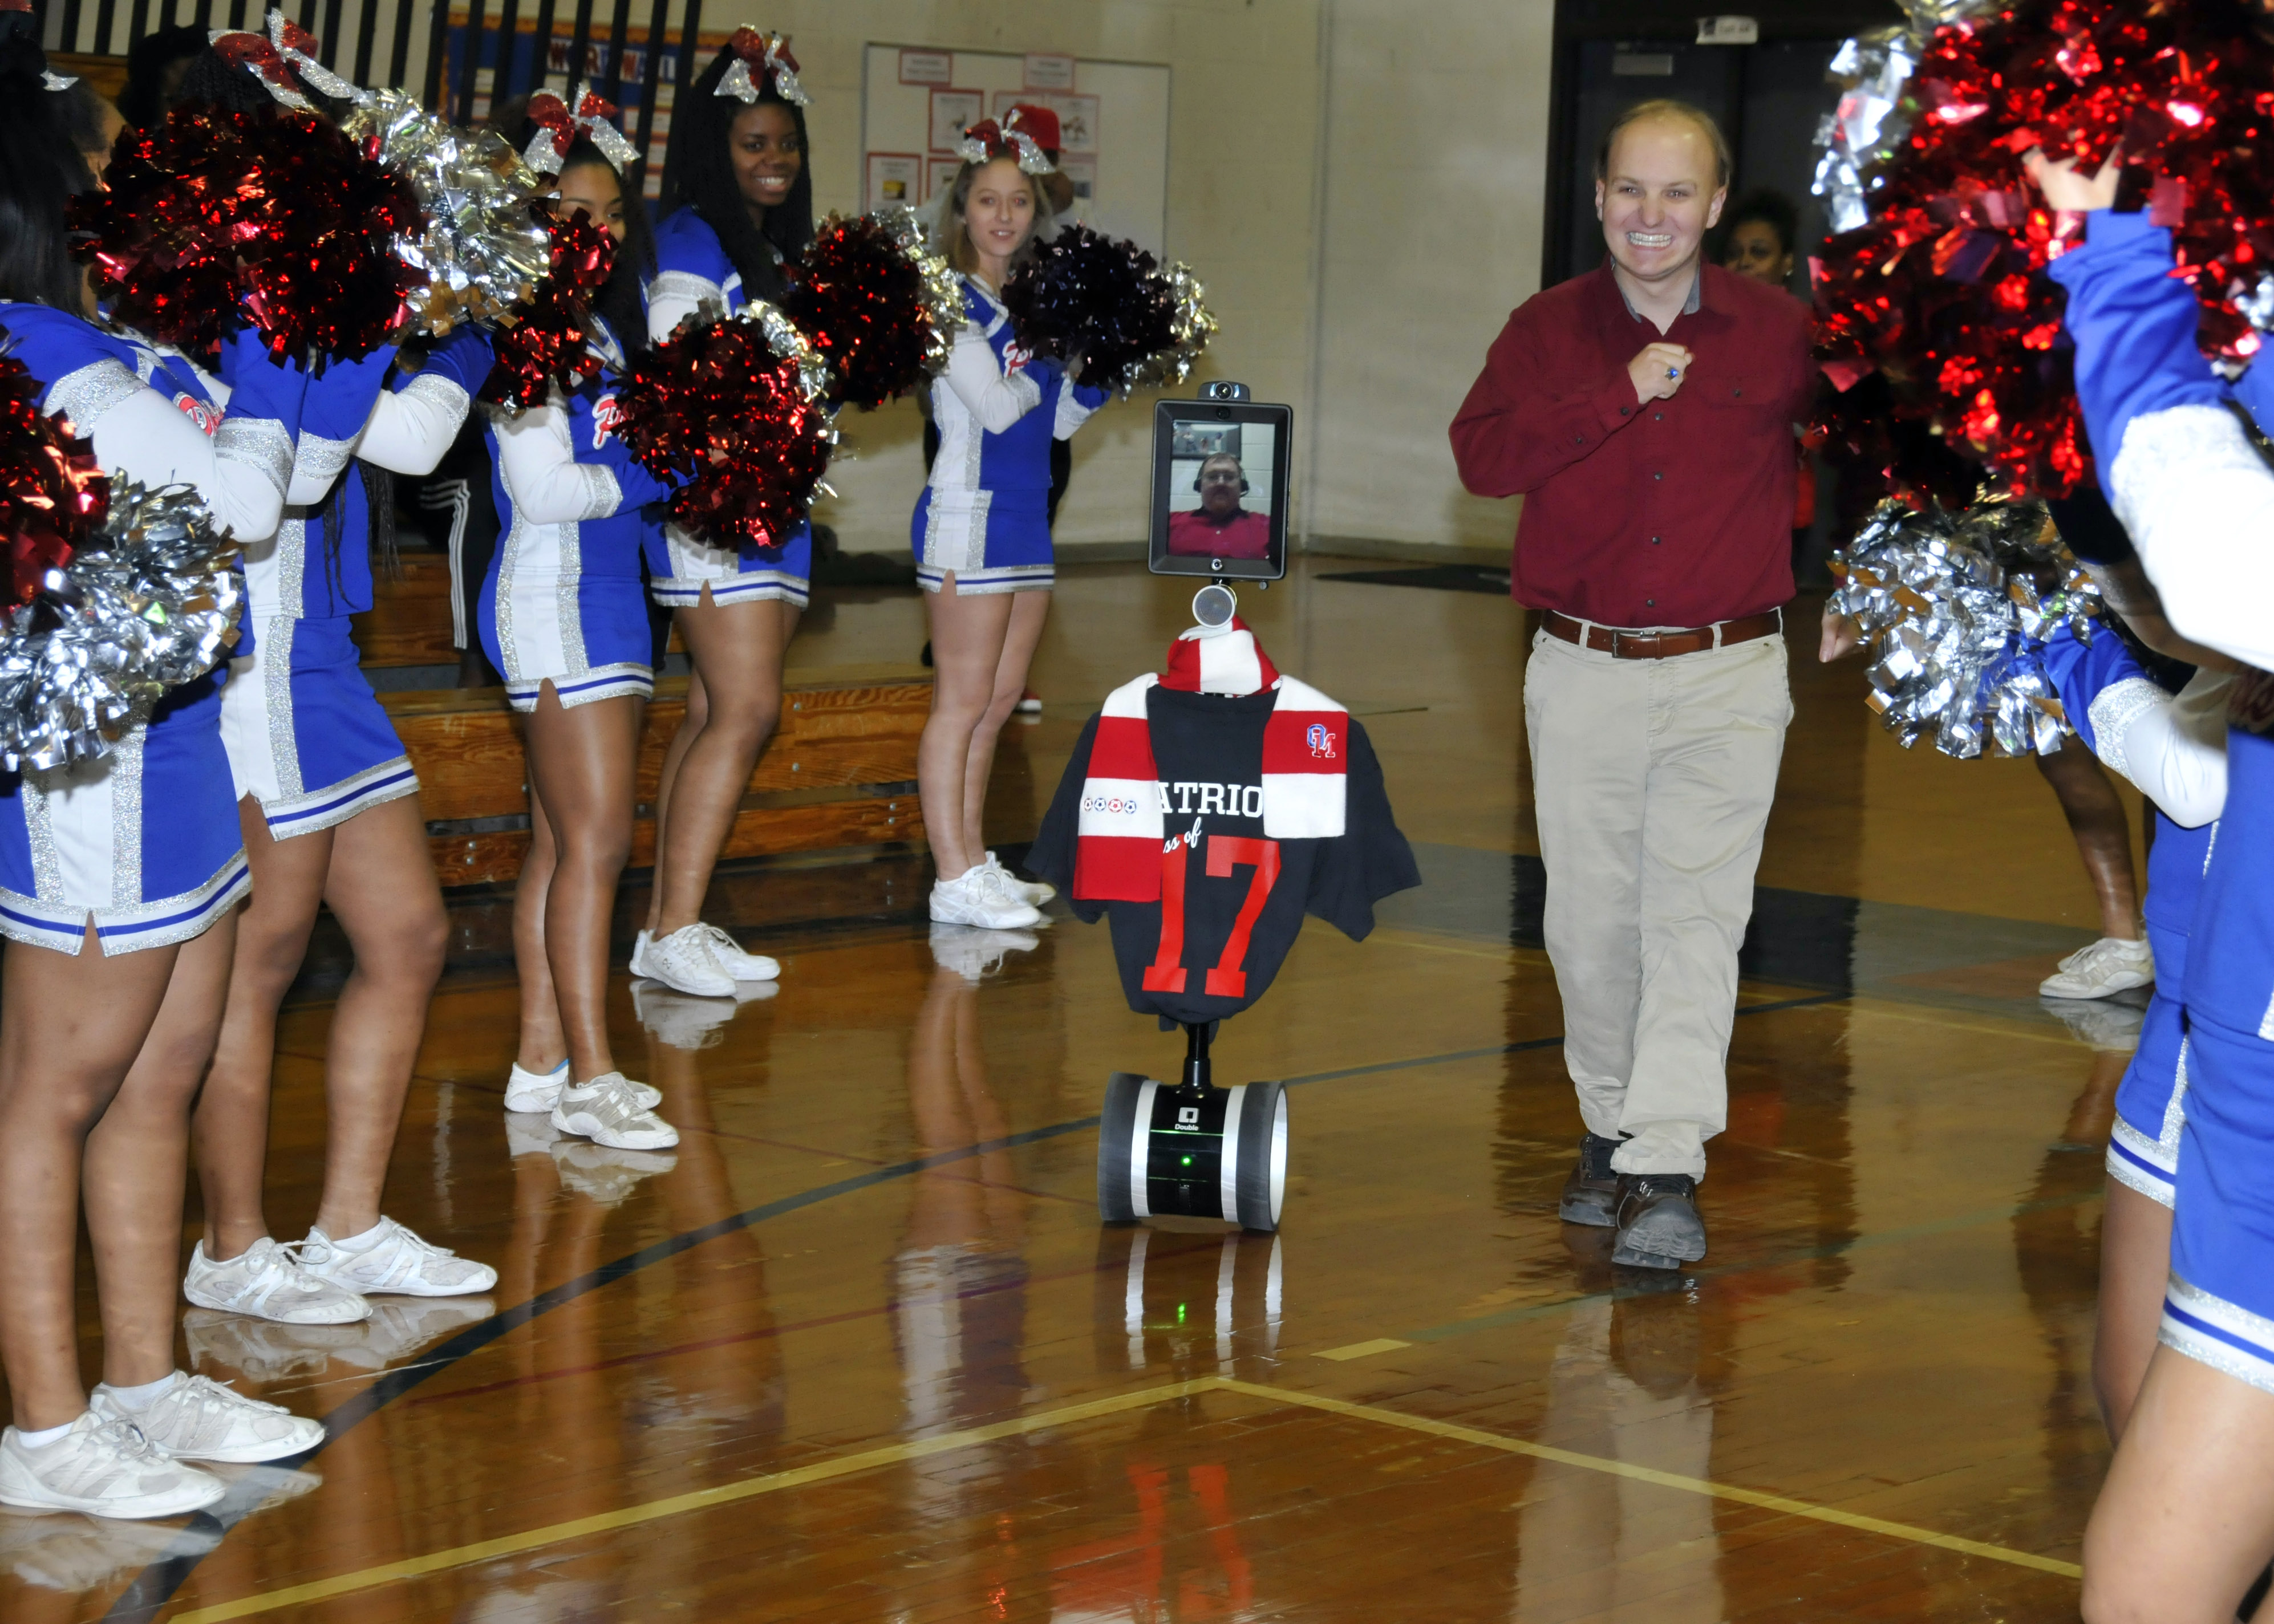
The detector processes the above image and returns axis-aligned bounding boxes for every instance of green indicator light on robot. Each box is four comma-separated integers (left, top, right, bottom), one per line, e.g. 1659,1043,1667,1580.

1181,1155,1194,1166
1178,1303,1187,1323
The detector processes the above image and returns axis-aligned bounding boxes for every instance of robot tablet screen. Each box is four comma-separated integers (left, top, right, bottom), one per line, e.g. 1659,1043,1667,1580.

1149,393,1292,582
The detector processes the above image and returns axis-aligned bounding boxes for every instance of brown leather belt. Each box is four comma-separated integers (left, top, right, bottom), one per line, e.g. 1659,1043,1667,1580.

1541,608,1782,660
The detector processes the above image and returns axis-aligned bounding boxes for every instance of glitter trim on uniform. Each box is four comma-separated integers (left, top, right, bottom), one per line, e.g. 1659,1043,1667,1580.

213,416,295,496
2163,1273,2274,1395
44,358,143,435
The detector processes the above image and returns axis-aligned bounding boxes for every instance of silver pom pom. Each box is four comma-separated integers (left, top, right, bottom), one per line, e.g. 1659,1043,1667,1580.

1128,262,1219,392
1830,497,2100,758
343,90,554,339
0,481,243,772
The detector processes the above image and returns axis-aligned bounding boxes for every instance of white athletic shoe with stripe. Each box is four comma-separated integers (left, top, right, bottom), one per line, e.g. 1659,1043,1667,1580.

90,1374,323,1464
550,1072,680,1150
504,1059,659,1114
983,851,1055,907
0,1414,225,1519
295,1218,498,1299
183,1236,371,1325
929,864,1044,929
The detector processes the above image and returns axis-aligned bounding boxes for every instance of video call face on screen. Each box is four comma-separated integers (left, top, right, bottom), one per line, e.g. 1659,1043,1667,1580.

1150,404,1288,580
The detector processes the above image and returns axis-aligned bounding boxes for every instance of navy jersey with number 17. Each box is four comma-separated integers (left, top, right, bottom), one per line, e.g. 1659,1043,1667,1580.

1030,685,1420,1024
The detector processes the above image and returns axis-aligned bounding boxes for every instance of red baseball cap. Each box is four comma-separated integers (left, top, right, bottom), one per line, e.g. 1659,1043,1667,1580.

1006,103,1062,153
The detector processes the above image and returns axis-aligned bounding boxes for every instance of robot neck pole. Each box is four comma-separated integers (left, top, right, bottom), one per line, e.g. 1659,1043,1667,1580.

1180,1021,1213,1093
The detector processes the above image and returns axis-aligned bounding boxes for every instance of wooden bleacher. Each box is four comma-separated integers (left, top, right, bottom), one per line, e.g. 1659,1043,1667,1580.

356,551,927,890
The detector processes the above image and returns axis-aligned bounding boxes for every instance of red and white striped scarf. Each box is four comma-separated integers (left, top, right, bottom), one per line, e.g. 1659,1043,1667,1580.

1073,619,1349,902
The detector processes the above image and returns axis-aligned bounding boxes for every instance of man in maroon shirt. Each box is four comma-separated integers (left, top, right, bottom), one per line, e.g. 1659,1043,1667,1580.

1450,100,1811,1269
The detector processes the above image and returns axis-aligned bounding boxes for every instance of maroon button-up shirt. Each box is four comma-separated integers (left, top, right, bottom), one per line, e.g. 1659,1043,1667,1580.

1449,260,1812,628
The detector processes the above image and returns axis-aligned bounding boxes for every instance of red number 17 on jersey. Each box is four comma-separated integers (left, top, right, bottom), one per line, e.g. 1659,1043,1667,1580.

1142,835,1283,998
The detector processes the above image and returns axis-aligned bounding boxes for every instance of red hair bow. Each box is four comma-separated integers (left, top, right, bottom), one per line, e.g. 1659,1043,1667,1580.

717,27,809,107
524,84,639,174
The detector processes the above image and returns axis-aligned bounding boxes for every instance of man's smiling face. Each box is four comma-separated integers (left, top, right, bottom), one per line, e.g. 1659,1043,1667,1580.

1595,115,1725,288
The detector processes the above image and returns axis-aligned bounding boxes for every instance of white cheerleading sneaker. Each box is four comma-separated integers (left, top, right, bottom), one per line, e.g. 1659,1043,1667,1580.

91,1374,323,1465
929,864,1044,930
687,922,780,982
505,1059,658,1115
183,1237,371,1326
0,1415,225,1520
636,924,737,997
984,851,1055,907
551,1071,680,1150
297,1217,498,1299
2038,935,2154,1000
927,921,1040,982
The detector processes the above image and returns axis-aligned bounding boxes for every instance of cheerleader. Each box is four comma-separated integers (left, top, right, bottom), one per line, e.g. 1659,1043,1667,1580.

161,38,497,1326
917,119,1109,931
2030,149,2274,1623
0,44,323,1518
483,107,679,1152
629,27,814,998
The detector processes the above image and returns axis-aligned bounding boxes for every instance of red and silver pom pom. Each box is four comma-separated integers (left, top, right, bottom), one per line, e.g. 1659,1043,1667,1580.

478,206,619,409
614,302,836,549
781,209,961,409
1001,226,1217,394
72,102,424,364
1810,0,2274,500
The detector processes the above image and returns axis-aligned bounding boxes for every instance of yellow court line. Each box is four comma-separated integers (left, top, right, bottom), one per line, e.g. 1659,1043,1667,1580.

164,1374,2076,1620
165,1380,1215,1624
1215,1379,2082,1580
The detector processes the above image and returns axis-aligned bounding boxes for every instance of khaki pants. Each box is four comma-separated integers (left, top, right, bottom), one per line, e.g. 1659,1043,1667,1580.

1522,626,1792,1179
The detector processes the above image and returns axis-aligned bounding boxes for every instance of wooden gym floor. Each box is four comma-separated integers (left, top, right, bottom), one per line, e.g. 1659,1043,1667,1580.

7,558,2143,1622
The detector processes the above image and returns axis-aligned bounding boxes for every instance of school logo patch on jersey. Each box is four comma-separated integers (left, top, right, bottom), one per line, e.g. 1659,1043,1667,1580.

173,393,221,436
590,396,626,447
1305,722,1337,760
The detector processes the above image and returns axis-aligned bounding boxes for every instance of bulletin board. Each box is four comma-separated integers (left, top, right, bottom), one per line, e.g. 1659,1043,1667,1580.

860,43,1172,255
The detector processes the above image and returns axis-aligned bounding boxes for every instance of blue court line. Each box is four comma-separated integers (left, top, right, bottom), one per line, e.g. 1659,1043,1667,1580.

103,993,1851,1620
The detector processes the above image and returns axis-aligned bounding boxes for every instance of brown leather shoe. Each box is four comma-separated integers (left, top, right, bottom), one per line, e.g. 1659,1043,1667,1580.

1558,1133,1622,1227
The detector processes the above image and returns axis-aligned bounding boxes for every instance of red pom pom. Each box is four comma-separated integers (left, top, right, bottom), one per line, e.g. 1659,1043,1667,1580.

71,103,424,364
479,208,618,409
613,307,834,549
1814,0,2274,498
780,211,960,409
0,344,106,607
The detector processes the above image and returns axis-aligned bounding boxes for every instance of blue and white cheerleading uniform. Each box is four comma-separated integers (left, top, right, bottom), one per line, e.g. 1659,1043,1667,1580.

2053,208,2274,1391
0,306,308,953
220,328,487,837
911,277,1108,595
641,208,812,608
2041,622,2230,1205
480,319,674,712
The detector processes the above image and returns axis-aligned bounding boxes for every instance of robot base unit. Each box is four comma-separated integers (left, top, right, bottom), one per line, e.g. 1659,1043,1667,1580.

1097,1021,1287,1232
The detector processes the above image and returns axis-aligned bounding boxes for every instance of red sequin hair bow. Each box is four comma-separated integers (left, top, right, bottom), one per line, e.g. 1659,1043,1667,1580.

524,84,639,174
209,10,362,109
956,108,1056,175
717,29,809,107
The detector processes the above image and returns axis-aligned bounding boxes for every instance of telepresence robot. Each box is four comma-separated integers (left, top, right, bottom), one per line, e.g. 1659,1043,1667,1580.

1095,381,1298,1234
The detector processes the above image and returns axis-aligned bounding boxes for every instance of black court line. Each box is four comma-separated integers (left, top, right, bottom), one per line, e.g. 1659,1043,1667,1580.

103,994,1849,1621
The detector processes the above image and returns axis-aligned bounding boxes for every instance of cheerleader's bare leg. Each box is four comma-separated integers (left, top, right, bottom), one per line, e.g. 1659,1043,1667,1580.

192,794,447,1254
958,588,1050,862
2094,1182,2176,1440
2084,1349,2274,1622
520,681,642,1085
85,916,238,1390
0,925,203,1428
646,590,799,937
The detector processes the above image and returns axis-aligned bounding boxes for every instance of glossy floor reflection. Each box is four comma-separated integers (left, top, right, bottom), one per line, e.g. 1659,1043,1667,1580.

0,562,2126,1621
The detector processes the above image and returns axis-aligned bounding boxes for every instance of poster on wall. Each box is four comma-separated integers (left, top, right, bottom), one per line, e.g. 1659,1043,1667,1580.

1023,53,1076,90
1058,157,1097,205
928,88,984,153
899,48,953,84
927,157,960,202
992,90,1098,154
865,152,922,212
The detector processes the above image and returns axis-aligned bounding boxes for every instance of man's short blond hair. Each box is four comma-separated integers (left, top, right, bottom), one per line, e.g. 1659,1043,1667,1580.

1596,99,1731,190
